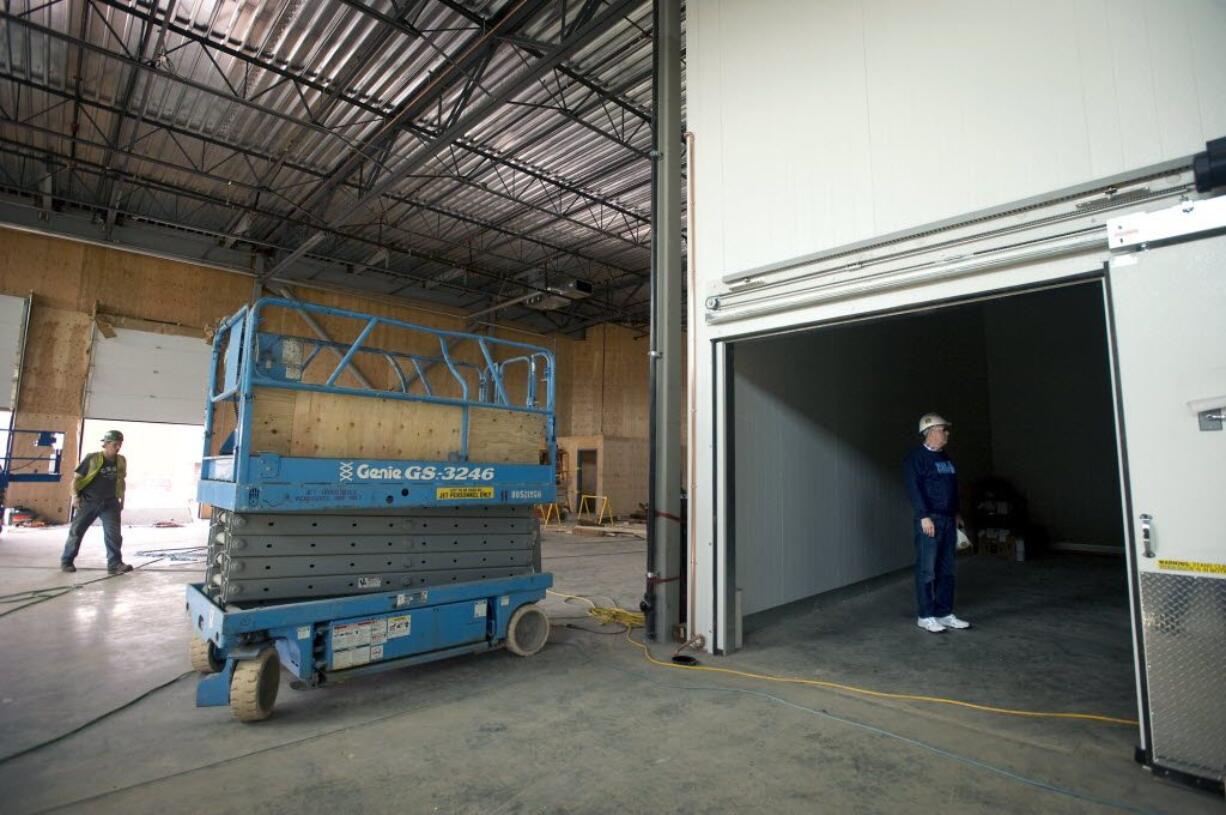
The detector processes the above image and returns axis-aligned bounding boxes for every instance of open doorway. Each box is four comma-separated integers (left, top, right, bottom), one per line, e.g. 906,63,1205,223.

726,279,1135,720
80,419,204,524
576,449,598,499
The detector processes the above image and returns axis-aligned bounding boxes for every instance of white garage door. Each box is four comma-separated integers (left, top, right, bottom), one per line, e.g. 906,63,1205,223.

0,294,31,411
85,327,211,424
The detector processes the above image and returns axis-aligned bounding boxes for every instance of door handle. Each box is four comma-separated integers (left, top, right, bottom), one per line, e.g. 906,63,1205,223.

1139,514,1155,558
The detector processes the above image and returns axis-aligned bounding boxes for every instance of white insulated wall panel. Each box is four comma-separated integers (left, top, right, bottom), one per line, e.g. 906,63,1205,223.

688,0,1226,282
85,328,210,425
686,0,1226,650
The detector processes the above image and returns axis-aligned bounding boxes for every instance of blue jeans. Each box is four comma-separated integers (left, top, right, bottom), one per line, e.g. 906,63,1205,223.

61,498,124,568
914,515,956,618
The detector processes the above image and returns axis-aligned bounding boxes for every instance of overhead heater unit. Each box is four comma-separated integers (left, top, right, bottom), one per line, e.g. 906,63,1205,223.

524,279,594,310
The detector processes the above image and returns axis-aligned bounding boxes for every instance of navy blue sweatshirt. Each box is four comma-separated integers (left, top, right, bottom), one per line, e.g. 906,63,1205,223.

903,445,958,519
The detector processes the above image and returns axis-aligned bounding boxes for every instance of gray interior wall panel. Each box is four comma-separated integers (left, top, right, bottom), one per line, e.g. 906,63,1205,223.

982,284,1123,547
732,307,993,616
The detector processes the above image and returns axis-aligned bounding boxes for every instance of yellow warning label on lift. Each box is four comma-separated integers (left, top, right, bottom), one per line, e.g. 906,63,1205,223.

1157,559,1226,575
436,486,495,500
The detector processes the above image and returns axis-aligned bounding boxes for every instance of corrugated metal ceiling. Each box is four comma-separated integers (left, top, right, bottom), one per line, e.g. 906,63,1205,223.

0,0,685,332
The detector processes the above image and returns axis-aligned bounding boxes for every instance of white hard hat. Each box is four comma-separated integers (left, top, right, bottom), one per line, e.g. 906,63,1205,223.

918,413,951,435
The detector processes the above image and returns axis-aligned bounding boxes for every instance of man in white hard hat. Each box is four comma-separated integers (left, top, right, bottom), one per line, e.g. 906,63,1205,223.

903,413,970,633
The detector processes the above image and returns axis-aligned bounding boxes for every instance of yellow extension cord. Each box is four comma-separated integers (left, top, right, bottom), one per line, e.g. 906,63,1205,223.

546,589,1137,727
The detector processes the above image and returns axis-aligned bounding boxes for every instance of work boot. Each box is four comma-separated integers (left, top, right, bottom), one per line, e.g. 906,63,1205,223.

107,563,134,575
61,563,76,573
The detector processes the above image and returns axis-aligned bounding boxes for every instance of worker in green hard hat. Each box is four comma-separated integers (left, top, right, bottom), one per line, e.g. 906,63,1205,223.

60,429,132,575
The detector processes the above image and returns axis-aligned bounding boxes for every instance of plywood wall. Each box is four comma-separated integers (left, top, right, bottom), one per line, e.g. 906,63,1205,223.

4,305,93,521
0,227,649,522
556,433,649,520
555,322,688,440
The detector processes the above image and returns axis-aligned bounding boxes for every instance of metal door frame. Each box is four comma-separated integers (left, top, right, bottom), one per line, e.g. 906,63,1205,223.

713,269,1159,762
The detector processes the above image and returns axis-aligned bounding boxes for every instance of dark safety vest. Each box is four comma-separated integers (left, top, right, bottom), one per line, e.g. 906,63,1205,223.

72,452,127,500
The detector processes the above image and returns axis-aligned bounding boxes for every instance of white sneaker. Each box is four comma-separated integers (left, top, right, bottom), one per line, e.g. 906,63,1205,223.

937,614,970,629
917,617,946,633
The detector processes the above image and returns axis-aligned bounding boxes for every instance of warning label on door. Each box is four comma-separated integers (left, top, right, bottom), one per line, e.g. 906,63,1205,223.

436,486,495,500
1158,559,1226,575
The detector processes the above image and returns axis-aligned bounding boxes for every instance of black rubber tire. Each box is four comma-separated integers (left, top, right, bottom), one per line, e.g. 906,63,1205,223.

230,649,280,722
189,637,223,674
506,604,550,656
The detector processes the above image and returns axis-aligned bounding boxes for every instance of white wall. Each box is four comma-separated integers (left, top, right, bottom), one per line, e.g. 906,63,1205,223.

688,0,1226,279
687,0,1225,650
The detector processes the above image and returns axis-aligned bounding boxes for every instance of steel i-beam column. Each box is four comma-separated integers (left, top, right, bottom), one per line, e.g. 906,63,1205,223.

646,0,682,642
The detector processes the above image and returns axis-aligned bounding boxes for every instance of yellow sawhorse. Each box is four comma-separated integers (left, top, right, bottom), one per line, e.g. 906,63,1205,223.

577,494,613,525
535,502,562,526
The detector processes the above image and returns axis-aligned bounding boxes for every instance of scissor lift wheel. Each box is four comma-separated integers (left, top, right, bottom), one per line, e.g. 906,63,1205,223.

189,637,223,674
230,649,280,722
506,604,550,656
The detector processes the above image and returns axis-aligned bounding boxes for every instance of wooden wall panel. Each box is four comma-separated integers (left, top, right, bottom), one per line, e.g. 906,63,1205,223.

600,436,649,519
3,299,92,523
602,326,649,439
248,388,462,461
4,411,80,523
0,230,87,310
551,338,573,437
15,305,92,414
467,409,547,464
565,325,606,436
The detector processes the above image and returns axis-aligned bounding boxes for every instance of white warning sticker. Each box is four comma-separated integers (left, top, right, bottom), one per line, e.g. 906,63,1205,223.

333,620,373,650
369,618,388,646
297,626,311,640
370,644,384,662
357,577,382,589
474,600,488,619
387,614,412,639
336,645,371,670
500,595,510,607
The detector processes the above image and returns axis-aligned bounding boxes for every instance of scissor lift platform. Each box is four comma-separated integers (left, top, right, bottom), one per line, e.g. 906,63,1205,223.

187,300,558,719
187,572,552,721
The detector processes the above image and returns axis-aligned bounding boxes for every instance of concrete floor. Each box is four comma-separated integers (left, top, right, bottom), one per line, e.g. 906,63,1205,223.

0,522,1219,815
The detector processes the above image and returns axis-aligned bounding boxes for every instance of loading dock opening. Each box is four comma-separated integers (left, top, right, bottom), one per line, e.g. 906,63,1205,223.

725,277,1134,714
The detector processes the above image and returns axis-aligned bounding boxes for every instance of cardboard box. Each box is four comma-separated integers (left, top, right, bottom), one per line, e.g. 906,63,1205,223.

977,528,1026,561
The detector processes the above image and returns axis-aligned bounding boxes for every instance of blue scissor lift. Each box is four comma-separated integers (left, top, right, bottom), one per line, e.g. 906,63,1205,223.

188,298,556,721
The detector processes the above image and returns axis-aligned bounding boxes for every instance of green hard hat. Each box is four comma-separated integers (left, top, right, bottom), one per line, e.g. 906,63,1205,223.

101,430,125,443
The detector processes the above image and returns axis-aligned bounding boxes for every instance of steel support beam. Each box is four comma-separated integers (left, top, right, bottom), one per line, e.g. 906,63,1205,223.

259,0,645,282
0,161,641,327
646,0,682,642
261,0,551,247
0,75,641,281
